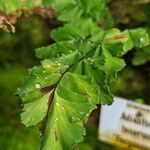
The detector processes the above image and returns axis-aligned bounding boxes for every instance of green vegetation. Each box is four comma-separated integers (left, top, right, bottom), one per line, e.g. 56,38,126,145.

0,0,149,150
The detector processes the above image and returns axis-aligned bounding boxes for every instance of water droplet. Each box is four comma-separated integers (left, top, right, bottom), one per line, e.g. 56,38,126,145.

45,77,48,80
140,38,144,42
56,102,60,106
35,83,41,89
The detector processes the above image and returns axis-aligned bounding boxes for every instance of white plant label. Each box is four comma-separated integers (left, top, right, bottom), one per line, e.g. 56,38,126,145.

99,97,150,150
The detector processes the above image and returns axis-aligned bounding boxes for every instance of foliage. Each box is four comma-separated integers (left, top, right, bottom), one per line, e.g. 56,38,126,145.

109,0,150,65
0,0,41,13
16,0,150,150
132,45,150,65
0,0,150,150
131,28,150,65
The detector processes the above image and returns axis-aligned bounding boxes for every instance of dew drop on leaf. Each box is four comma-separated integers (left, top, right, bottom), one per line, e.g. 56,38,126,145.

140,38,144,42
56,102,60,106
35,83,41,89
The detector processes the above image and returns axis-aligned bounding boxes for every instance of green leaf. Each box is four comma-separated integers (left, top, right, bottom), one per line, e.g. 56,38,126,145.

102,29,133,57
41,73,99,150
129,28,149,48
0,0,41,13
19,39,115,149
18,61,68,126
18,63,65,103
57,4,82,22
102,48,126,83
51,24,87,41
43,0,73,12
21,92,50,127
51,19,99,42
43,0,112,25
132,46,150,65
16,0,150,150
82,59,113,105
79,0,107,21
36,41,76,59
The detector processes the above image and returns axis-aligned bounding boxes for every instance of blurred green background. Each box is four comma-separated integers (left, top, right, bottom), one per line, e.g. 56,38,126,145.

0,16,52,150
0,1,150,150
